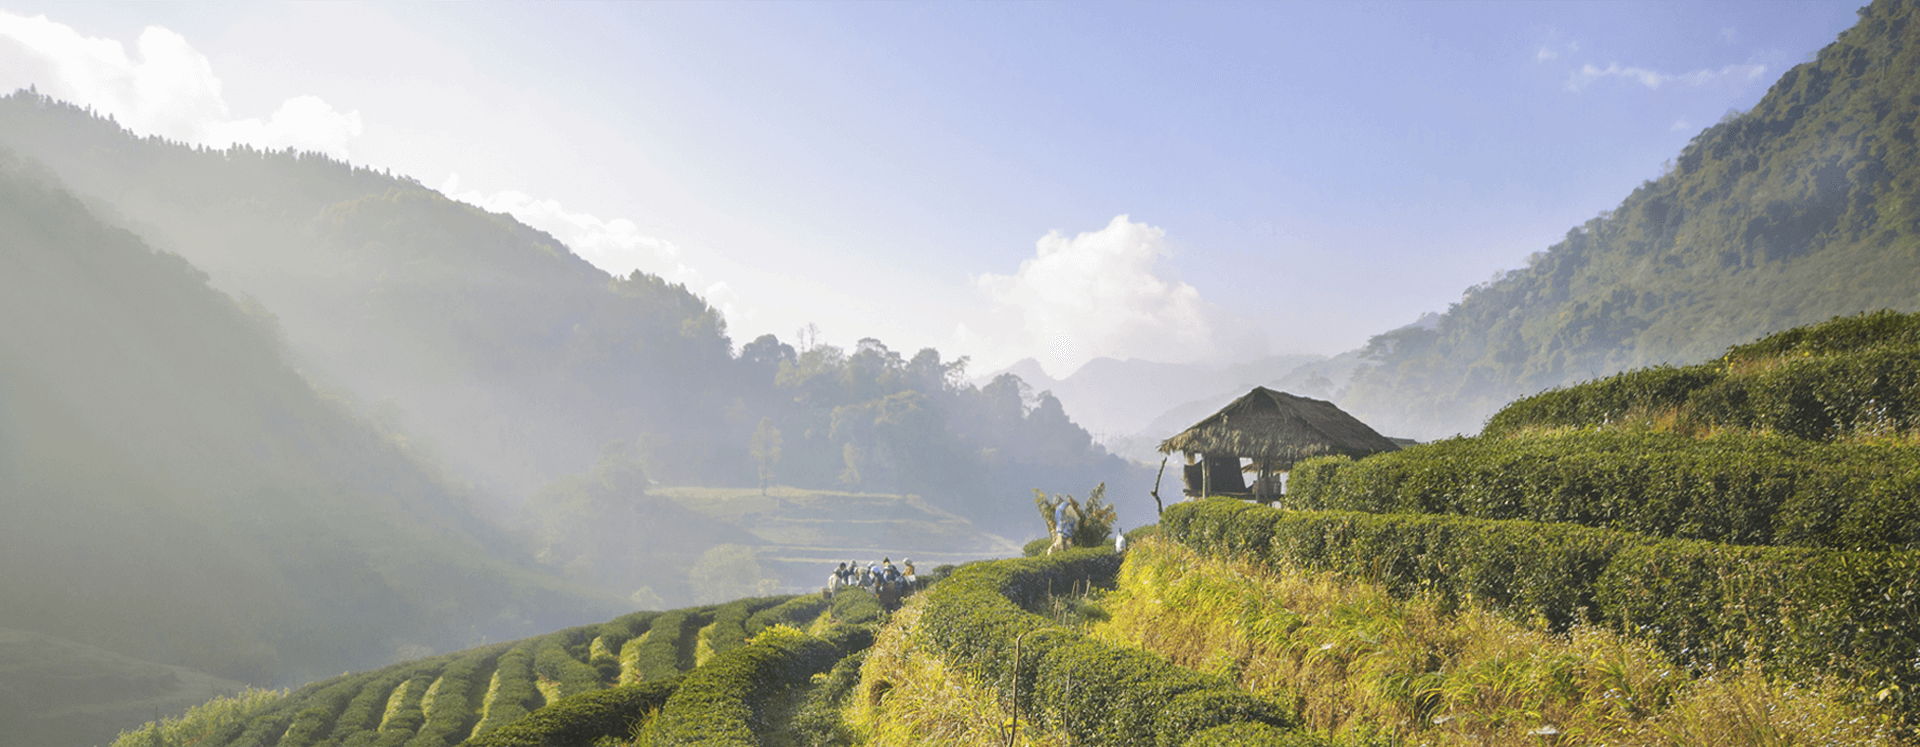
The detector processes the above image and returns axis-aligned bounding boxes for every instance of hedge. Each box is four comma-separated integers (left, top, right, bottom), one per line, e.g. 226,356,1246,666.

704,595,796,658
788,650,866,747
828,589,884,627
1285,430,1920,550
469,643,541,738
743,594,830,638
644,625,871,746
370,675,434,747
912,549,1301,746
456,678,681,747
633,609,710,682
1483,311,1920,441
327,654,474,747
1162,499,1920,714
405,646,500,747
532,637,602,699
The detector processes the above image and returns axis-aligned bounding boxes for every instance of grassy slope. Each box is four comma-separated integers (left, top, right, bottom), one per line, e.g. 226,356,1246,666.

0,628,252,747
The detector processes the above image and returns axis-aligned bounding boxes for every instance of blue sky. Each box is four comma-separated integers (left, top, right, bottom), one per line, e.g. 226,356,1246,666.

0,1,1865,377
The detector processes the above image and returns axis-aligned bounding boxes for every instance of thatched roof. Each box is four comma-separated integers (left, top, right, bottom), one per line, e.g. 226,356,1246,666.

1157,387,1400,469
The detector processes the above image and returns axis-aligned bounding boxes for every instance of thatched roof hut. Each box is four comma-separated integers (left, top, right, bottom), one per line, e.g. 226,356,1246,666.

1157,386,1400,500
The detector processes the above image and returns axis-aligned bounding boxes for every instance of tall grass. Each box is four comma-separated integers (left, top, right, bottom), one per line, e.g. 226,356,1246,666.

847,599,1071,747
1097,536,1906,746
111,687,286,747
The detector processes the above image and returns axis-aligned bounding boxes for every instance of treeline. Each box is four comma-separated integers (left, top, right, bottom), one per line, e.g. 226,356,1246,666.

1339,0,1920,439
0,89,1140,535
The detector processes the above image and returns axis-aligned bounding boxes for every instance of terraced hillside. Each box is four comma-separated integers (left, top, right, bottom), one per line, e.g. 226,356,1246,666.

113,592,863,747
1135,312,1920,742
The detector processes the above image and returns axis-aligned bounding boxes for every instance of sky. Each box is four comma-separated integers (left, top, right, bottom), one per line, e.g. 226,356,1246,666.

0,1,1866,379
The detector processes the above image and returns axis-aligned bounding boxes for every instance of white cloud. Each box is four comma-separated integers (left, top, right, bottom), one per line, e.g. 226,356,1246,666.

0,11,361,157
439,174,755,327
440,173,686,280
1534,28,1578,62
1564,62,1767,92
967,215,1220,378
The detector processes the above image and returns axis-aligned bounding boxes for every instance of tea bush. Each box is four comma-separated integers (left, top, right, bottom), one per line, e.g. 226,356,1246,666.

459,678,680,747
1285,431,1920,550
644,625,868,746
1163,499,1920,715
911,549,1302,746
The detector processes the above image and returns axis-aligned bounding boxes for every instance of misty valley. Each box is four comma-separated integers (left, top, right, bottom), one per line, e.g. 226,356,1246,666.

6,1,1920,745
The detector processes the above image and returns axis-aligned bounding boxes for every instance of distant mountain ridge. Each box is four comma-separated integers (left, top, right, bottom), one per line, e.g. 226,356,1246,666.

1335,0,1920,438
983,352,1325,442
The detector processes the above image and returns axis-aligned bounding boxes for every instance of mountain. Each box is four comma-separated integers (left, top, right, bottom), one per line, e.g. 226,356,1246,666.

1333,0,1920,439
0,627,248,747
0,91,1144,540
0,153,621,698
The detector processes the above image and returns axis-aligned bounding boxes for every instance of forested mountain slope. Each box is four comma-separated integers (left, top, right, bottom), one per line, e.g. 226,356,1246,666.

1342,0,1920,438
0,154,621,697
0,92,1143,534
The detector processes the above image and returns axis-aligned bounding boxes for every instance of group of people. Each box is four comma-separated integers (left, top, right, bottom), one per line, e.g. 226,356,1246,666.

826,556,917,609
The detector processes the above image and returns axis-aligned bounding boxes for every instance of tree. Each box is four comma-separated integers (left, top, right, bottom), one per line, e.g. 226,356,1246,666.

750,417,783,496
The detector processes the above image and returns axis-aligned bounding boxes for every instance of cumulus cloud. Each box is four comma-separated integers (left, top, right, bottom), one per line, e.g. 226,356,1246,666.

1564,61,1767,92
440,173,688,279
0,11,361,157
440,174,753,325
965,215,1220,378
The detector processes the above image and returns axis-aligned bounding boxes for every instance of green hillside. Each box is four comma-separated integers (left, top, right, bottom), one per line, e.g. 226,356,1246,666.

1342,0,1920,439
112,591,880,747
0,94,1147,536
0,628,249,747
0,154,620,710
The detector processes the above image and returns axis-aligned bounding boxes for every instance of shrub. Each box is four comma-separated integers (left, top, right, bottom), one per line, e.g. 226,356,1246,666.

1483,311,1920,441
633,609,708,682
407,646,500,747
1283,431,1920,550
643,626,859,745
743,594,829,638
532,637,603,699
789,651,866,747
911,549,1302,746
470,643,541,738
829,589,885,626
1162,500,1920,718
704,595,795,657
458,678,680,747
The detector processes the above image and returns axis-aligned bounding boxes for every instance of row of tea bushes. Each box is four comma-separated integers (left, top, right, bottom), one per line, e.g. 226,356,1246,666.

702,596,797,658
1286,430,1920,550
468,642,541,738
743,594,830,638
908,549,1307,746
643,625,874,745
460,599,873,747
632,609,711,683
1163,499,1920,714
458,679,681,747
114,600,752,747
1483,311,1920,440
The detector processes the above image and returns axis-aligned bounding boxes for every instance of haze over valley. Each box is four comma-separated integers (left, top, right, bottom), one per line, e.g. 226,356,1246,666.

3,2,1918,745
